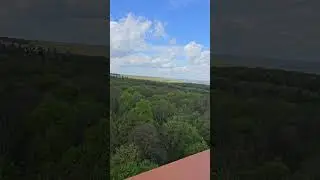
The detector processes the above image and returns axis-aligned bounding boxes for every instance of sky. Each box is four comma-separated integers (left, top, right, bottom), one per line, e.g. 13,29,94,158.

110,0,210,81
214,0,320,62
0,0,108,45
2,0,320,81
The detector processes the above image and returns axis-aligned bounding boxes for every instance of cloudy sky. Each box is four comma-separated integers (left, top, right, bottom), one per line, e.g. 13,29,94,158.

2,0,320,80
110,0,210,81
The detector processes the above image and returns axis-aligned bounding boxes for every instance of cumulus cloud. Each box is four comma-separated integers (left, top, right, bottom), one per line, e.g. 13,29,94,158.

110,13,210,81
153,21,167,38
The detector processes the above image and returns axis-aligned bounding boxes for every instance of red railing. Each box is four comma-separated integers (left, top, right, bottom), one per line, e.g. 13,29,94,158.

127,149,210,180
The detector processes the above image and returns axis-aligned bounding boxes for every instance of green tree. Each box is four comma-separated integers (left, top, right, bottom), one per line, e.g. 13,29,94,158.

151,99,176,124
162,120,208,161
129,123,167,164
132,99,154,123
111,144,158,180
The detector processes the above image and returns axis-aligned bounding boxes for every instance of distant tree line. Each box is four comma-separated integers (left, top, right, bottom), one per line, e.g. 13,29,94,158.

0,39,71,62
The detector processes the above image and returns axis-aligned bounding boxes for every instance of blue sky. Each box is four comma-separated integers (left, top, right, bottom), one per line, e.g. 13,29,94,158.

110,0,210,81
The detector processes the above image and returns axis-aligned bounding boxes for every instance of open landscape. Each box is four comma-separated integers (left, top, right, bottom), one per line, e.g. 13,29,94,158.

115,74,185,83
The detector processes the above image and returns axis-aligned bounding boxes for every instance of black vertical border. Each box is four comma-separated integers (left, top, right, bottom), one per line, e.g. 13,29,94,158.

106,0,111,179
210,0,218,179
0,1,111,179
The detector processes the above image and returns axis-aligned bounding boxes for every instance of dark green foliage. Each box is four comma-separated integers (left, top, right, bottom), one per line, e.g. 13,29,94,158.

213,66,320,179
151,99,175,124
0,42,211,180
110,144,158,180
0,42,108,179
110,76,210,179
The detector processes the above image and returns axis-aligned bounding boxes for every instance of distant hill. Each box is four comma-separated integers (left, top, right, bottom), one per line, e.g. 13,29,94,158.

119,74,184,83
182,79,210,85
125,74,210,85
212,54,320,75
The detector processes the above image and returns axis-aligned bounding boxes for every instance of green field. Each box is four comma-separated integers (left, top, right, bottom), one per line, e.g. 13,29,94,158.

124,74,184,83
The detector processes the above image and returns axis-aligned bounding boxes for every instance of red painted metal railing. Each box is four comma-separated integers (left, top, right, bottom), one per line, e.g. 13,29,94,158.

127,149,210,180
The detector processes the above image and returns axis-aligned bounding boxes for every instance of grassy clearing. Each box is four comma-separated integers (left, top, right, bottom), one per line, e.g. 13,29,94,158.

125,74,184,83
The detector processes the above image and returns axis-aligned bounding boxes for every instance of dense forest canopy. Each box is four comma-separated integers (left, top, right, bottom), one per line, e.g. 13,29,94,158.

110,77,210,179
0,40,108,179
212,66,320,179
0,38,210,179
2,37,320,179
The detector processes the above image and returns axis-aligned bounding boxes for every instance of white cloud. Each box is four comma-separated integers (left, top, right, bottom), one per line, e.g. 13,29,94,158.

169,38,177,45
161,62,175,68
173,66,189,72
153,20,167,38
110,13,151,57
110,13,210,81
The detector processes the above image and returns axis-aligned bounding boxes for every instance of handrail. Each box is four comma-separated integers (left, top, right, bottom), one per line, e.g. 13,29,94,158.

127,149,210,180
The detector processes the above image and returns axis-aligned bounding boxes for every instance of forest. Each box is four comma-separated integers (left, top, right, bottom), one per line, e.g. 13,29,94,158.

2,37,320,179
0,38,210,179
110,77,210,179
212,66,320,179
0,40,108,179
